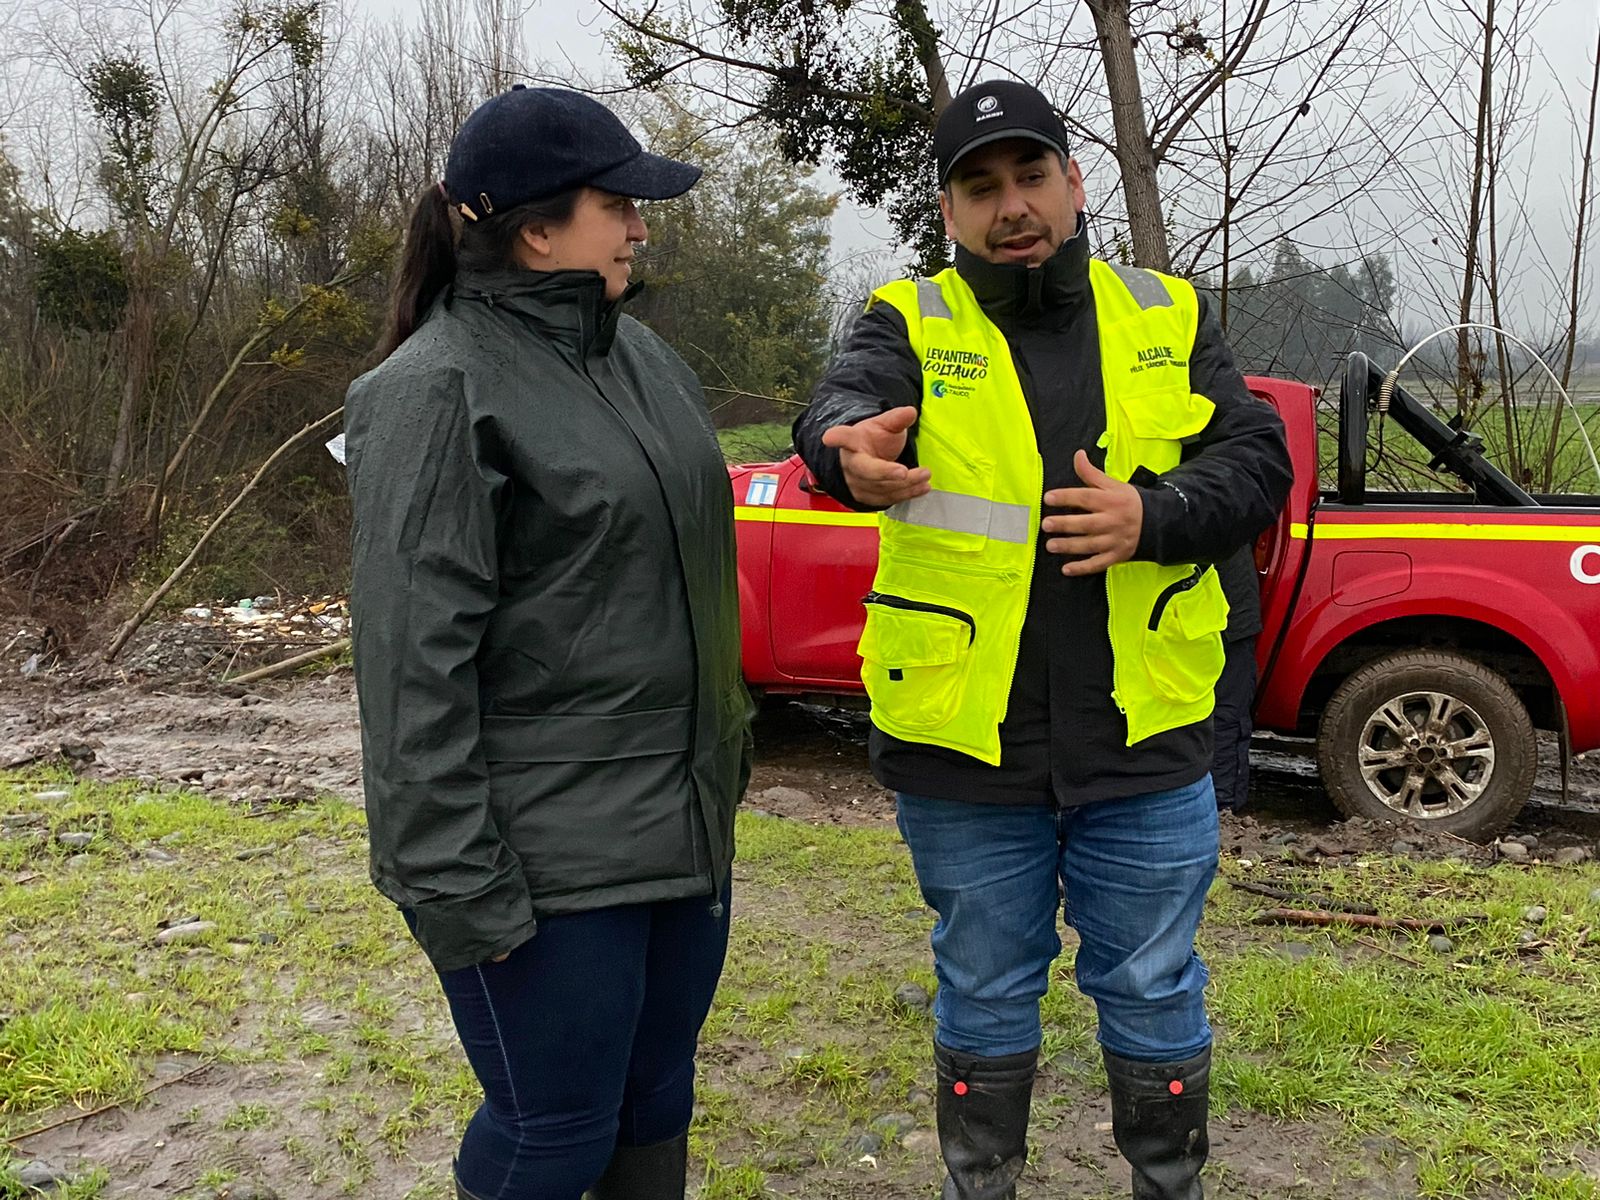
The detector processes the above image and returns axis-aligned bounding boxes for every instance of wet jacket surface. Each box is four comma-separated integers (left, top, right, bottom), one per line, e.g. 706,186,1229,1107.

347,268,752,972
794,229,1291,807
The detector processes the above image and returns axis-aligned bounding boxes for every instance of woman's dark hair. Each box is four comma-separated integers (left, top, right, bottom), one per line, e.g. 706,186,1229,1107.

377,184,582,360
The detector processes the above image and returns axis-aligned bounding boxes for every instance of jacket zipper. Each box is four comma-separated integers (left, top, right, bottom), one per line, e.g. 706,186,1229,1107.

863,592,977,644
580,357,719,886
997,340,1044,735
1146,564,1211,631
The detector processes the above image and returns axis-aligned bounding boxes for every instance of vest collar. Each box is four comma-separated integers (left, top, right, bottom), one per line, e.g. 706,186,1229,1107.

953,213,1090,329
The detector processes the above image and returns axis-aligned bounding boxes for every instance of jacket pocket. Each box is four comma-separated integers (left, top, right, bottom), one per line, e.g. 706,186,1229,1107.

858,592,975,731
1144,565,1228,703
480,707,691,763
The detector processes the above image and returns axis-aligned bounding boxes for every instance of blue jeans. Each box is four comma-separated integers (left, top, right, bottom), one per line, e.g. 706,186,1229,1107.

896,778,1218,1063
405,886,730,1200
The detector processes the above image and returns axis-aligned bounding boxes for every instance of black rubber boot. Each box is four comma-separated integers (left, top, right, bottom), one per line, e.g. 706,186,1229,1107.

587,1131,689,1200
1103,1046,1211,1199
934,1041,1038,1200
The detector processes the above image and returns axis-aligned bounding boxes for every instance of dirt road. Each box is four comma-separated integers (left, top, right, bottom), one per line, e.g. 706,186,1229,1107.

4,662,1600,862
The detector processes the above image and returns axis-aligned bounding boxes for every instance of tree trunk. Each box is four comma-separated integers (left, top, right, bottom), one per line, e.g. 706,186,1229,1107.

893,0,952,115
106,282,154,492
1456,0,1495,416
1086,0,1170,271
1219,0,1233,329
1485,118,1520,483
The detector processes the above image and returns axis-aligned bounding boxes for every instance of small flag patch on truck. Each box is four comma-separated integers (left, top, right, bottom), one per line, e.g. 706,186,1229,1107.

745,473,780,506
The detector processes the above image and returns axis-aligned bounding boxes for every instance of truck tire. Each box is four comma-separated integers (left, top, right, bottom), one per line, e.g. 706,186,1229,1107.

1316,649,1535,841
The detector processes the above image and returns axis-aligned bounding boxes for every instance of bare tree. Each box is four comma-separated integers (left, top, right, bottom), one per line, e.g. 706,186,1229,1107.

1085,0,1168,268
599,0,1420,285
361,0,529,216
1542,19,1600,488
1457,0,1499,412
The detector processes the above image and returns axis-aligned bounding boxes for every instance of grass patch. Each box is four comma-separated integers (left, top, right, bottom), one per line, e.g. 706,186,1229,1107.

6,769,1600,1195
1206,856,1600,1195
717,422,793,464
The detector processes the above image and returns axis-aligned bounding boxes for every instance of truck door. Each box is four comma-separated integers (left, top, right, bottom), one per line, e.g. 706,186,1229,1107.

1243,378,1318,698
768,463,880,685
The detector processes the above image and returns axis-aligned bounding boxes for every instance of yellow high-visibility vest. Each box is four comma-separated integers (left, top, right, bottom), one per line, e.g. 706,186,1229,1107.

860,258,1229,765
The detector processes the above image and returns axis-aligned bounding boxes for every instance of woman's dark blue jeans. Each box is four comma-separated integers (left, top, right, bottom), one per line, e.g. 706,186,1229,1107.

406,886,730,1200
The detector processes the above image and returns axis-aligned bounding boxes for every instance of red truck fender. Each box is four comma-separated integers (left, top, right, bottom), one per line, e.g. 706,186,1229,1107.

1257,562,1600,748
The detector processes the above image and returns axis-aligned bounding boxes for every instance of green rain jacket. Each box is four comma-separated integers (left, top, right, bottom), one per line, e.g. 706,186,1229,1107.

345,268,753,973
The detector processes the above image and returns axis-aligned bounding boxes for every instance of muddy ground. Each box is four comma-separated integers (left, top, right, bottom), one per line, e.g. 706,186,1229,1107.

6,618,1600,1198
5,645,1600,862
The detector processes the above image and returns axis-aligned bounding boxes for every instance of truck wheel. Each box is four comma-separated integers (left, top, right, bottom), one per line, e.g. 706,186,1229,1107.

1316,649,1535,841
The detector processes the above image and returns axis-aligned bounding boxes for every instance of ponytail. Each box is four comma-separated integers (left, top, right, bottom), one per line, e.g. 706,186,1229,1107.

376,184,586,360
377,184,457,360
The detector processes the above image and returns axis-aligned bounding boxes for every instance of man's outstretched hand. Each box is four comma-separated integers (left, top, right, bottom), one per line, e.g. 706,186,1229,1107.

821,407,933,507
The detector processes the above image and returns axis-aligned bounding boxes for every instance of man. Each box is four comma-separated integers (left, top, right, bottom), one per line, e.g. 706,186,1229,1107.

792,80,1292,1199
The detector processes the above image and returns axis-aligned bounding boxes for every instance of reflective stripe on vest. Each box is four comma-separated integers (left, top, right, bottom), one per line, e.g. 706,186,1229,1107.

860,257,1229,765
887,490,1034,544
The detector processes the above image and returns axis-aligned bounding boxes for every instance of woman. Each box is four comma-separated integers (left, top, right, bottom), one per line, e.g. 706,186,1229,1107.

345,86,753,1200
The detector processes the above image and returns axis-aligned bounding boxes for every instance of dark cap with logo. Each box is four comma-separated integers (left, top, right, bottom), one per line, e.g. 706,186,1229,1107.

445,85,702,220
934,80,1070,185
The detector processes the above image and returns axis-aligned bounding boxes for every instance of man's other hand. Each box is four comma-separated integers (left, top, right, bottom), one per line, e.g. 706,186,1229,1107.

1041,450,1144,575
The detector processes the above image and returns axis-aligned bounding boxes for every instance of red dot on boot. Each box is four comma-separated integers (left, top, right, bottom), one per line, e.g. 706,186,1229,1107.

1168,1080,1184,1095
953,1081,968,1096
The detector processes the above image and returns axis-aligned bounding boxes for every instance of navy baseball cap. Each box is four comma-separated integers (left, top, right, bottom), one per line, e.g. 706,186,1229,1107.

934,80,1070,185
445,86,702,220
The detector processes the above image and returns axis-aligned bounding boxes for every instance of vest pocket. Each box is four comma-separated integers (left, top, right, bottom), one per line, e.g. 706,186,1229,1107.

1143,565,1228,703
858,593,975,731
1106,389,1215,480
896,421,997,553
1118,389,1213,439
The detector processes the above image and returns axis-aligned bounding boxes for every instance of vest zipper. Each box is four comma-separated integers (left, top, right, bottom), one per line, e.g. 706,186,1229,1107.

862,592,976,643
1004,450,1043,721
1146,564,1211,631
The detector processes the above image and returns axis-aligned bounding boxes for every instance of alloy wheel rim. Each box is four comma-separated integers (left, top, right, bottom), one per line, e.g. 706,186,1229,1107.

1355,690,1496,819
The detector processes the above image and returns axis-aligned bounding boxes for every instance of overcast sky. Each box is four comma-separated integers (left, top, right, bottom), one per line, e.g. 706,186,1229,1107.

353,0,1600,287
10,0,1594,341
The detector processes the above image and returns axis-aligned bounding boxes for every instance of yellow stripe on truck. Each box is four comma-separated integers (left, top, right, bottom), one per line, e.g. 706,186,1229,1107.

734,507,881,528
1289,521,1600,542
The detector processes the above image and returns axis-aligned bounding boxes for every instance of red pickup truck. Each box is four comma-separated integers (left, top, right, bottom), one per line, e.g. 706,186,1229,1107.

730,354,1600,840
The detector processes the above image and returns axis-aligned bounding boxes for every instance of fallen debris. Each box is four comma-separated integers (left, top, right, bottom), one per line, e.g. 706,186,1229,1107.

1227,878,1380,916
224,637,350,686
1252,907,1487,933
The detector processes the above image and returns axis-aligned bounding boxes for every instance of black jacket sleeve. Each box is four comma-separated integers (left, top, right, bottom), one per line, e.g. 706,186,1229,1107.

346,363,536,972
791,302,923,511
1133,293,1294,566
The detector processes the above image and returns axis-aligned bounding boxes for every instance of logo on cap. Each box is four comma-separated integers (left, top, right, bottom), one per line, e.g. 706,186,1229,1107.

975,94,1003,121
